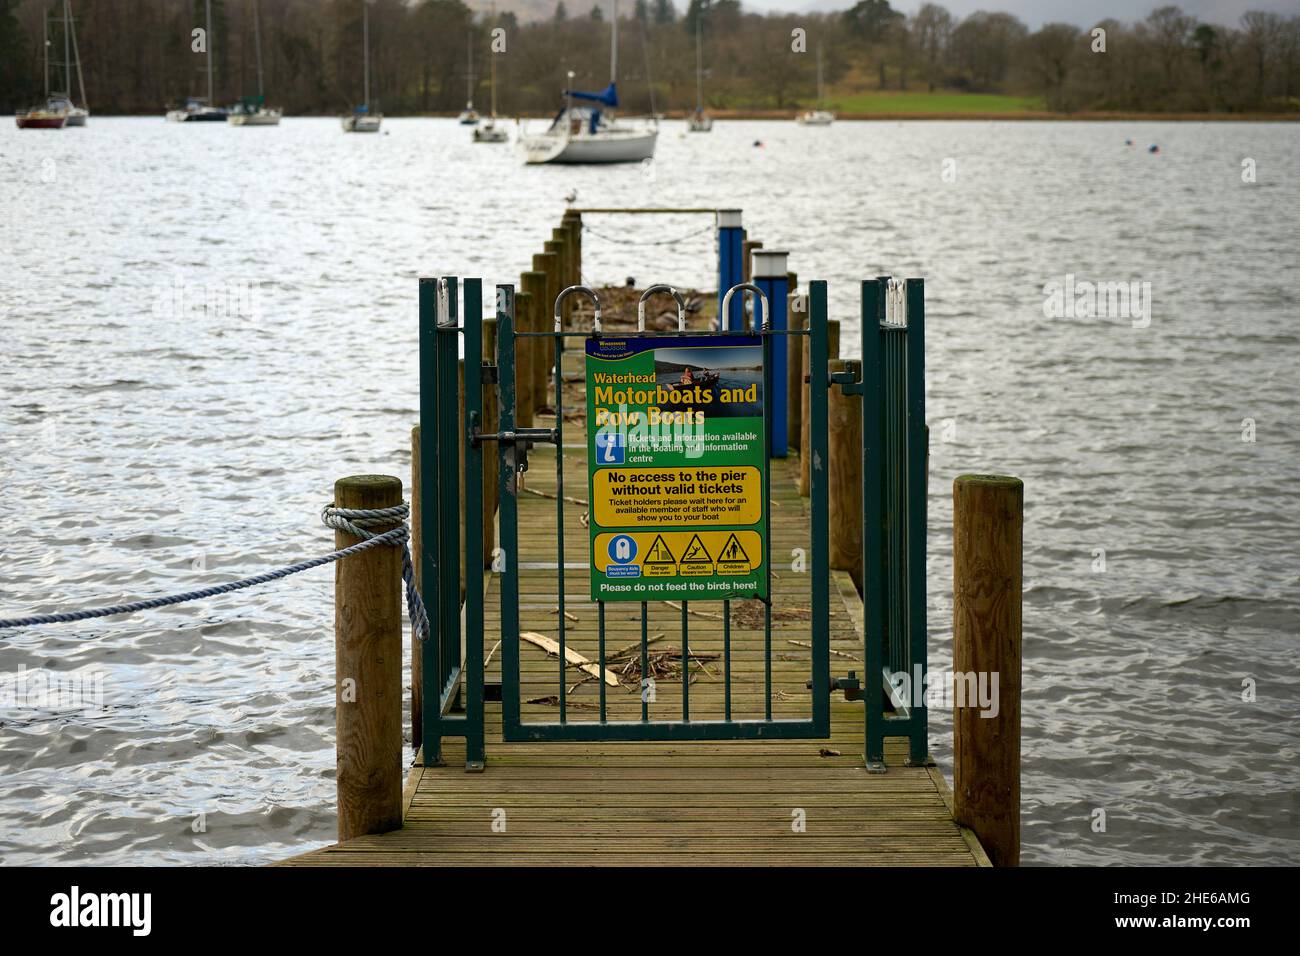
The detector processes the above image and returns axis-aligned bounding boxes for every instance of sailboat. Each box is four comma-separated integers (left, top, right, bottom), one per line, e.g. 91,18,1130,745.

50,0,89,125
797,46,834,126
518,0,657,165
686,16,711,132
458,33,480,125
167,0,227,121
16,7,67,128
341,0,381,132
229,0,281,125
472,12,508,143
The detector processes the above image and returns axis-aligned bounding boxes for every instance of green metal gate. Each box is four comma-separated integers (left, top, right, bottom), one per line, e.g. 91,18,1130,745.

416,274,927,767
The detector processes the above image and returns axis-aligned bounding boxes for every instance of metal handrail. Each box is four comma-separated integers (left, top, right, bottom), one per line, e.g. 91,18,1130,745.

554,284,603,333
636,284,686,331
720,282,770,332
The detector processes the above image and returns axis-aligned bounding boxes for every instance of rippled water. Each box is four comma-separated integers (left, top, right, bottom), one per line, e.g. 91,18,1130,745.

1,118,1296,866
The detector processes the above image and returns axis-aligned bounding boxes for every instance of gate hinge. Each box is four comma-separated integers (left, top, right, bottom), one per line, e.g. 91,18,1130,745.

807,671,863,701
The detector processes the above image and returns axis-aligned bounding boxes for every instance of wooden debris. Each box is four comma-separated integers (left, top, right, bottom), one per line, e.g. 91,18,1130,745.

520,631,620,686
662,600,724,621
786,639,861,662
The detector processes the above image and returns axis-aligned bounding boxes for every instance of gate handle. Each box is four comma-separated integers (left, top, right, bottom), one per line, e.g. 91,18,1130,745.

436,277,456,328
637,285,687,332
720,282,769,333
554,285,602,333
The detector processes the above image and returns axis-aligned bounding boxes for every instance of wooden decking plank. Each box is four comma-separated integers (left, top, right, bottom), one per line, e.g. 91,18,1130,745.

279,436,982,867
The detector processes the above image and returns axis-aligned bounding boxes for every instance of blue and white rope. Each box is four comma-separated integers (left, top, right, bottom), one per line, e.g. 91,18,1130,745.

0,504,430,642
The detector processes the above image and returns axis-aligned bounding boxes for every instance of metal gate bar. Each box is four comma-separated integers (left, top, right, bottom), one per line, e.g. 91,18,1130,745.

862,276,928,769
498,281,832,742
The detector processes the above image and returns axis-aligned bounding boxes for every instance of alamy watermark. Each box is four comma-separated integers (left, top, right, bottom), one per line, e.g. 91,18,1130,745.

1,665,107,713
1042,274,1151,329
152,272,264,324
888,666,1000,717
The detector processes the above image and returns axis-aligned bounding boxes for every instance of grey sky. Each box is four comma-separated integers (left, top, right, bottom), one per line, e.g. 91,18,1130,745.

771,0,1299,29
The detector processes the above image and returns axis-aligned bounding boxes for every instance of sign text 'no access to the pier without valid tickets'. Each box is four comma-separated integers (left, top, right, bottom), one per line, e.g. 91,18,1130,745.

585,333,768,602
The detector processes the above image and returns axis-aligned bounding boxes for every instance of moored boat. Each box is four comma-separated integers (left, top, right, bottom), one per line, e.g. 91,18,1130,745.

16,109,67,130
229,2,280,126
797,47,835,126
168,1,225,122
342,1,382,133
518,0,657,165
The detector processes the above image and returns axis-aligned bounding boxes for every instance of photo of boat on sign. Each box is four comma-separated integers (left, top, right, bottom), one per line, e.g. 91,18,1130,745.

654,347,764,416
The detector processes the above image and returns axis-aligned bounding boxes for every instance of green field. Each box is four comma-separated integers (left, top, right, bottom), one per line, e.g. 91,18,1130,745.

826,92,1044,114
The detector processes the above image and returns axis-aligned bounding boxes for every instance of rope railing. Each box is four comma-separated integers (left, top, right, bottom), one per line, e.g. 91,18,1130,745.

0,504,429,642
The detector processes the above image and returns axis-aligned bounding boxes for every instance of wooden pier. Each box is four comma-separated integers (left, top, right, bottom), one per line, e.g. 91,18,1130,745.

280,445,990,867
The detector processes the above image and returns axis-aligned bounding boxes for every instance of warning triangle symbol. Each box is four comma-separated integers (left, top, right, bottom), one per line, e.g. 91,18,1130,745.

645,534,676,565
681,534,712,563
719,533,751,565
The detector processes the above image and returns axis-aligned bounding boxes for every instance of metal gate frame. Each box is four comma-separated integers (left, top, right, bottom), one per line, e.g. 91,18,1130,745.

495,280,833,743
416,275,928,768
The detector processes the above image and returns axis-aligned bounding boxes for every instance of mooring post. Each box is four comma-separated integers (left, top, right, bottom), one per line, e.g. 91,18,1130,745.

786,290,805,455
514,288,535,428
528,258,555,409
742,238,761,284
550,228,569,350
753,250,789,457
827,359,864,590
799,319,839,496
334,474,404,843
952,474,1023,867
563,211,582,328
716,209,743,330
521,270,549,415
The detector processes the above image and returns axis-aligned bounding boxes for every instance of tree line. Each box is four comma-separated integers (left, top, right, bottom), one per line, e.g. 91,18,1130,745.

1,0,1296,115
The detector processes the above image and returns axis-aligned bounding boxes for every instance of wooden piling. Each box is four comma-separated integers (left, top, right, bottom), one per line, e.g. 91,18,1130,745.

514,290,535,429
333,474,404,842
457,358,467,601
523,267,551,413
827,359,864,590
786,291,805,455
742,239,762,283
799,319,839,496
952,474,1023,867
535,250,559,409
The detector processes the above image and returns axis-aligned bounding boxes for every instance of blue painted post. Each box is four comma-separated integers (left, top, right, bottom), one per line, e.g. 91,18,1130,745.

716,209,743,331
753,250,790,457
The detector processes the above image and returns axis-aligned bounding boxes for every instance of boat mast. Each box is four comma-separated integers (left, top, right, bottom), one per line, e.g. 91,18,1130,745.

610,0,618,86
205,0,214,104
363,1,370,107
695,17,702,112
42,7,49,98
63,0,71,95
489,8,497,119
69,0,87,108
466,32,473,109
816,46,824,108
253,0,265,100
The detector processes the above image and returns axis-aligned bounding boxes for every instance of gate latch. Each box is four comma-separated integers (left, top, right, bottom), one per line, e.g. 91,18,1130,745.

807,670,863,701
471,425,559,477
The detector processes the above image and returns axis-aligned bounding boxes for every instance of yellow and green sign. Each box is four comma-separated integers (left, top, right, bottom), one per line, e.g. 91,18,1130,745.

586,334,767,602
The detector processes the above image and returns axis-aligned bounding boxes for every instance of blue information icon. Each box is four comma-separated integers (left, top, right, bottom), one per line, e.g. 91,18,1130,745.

595,432,625,464
608,534,637,564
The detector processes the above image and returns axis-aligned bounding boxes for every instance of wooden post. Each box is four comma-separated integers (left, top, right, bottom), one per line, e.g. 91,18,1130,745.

742,239,762,283
562,211,582,331
482,316,498,568
409,429,422,750
786,291,805,456
523,266,551,413
827,359,863,590
799,319,839,496
334,474,404,842
514,289,535,428
952,474,1023,867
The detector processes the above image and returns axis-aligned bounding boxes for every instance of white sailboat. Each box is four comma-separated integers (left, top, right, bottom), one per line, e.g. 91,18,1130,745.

797,46,834,126
229,0,281,125
518,0,657,165
472,12,508,143
51,0,88,125
167,0,227,121
458,33,480,125
686,16,711,132
342,1,381,132
16,7,67,128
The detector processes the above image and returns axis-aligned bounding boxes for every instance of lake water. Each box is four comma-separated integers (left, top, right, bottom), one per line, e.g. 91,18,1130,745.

1,117,1297,866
